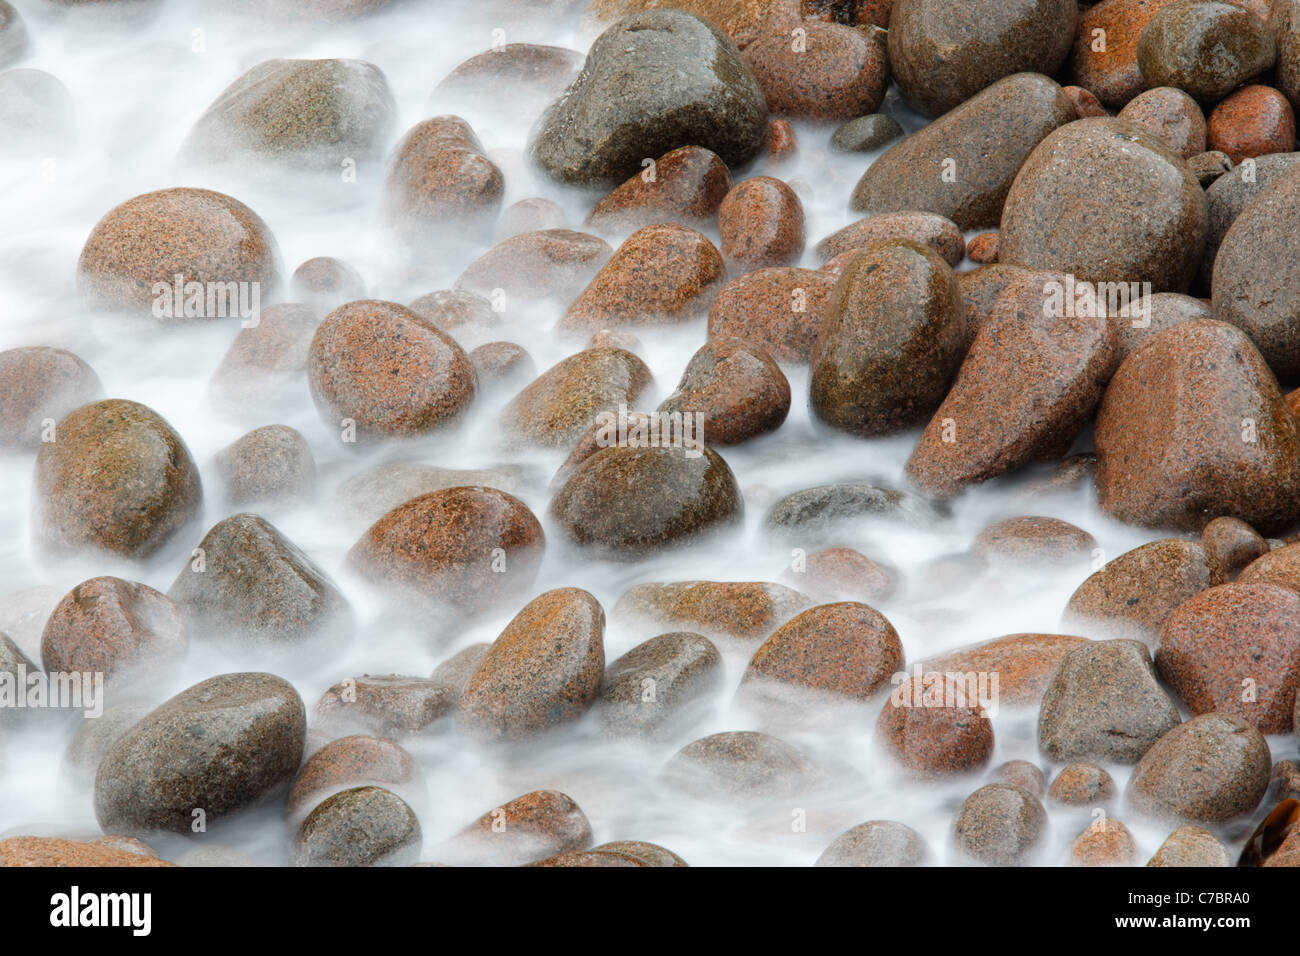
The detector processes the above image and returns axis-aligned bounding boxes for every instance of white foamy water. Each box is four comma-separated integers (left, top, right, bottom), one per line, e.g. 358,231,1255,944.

0,0,1287,866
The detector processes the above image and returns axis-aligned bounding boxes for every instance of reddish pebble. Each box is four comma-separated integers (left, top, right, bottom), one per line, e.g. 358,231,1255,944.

1207,85,1297,163
718,177,806,271
967,232,999,264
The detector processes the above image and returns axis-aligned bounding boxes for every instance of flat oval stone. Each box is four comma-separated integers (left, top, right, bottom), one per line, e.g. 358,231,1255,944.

41,576,186,681
550,444,743,557
888,0,1077,117
1038,639,1181,764
456,229,612,303
0,347,102,449
293,786,421,867
306,299,476,439
1093,320,1300,533
1126,712,1272,822
599,631,723,739
613,581,811,642
742,601,903,702
1156,582,1300,733
94,672,306,836
1063,538,1225,641
78,187,280,316
815,820,927,867
953,783,1047,865
971,516,1096,565
34,399,202,559
707,267,835,365
314,675,452,737
1137,0,1275,102
765,482,942,542
743,20,888,120
458,588,605,741
815,212,965,267
905,273,1117,497
433,43,583,113
288,735,420,816
530,10,768,187
557,224,725,332
185,58,396,170
347,487,544,616
585,145,732,234
657,338,790,445
1000,117,1207,291
849,72,1077,230
811,240,964,437
779,547,897,604
1213,164,1300,378
829,113,903,153
501,346,653,448
169,513,352,647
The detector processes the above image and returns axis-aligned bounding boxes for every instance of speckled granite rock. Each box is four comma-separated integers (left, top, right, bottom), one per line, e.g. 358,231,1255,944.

501,346,652,448
185,58,395,169
613,581,810,641
953,784,1047,865
78,188,280,315
1070,819,1139,866
585,145,731,233
34,399,202,559
811,241,964,437
1126,713,1271,822
307,299,476,439
1093,320,1300,533
1147,825,1232,866
1038,640,1181,763
290,257,365,313
718,176,805,270
314,675,452,737
1201,516,1268,576
0,347,102,449
815,212,965,267
815,820,927,866
0,837,174,867
1112,293,1212,359
779,547,896,604
850,73,1076,230
1206,85,1295,162
707,267,836,365
742,20,888,120
347,487,544,616
1238,540,1300,591
999,117,1207,291
470,342,536,388
1063,538,1225,641
456,229,612,302
657,338,790,444
742,602,903,704
765,482,942,542
496,197,566,241
1116,86,1206,157
385,116,504,239
41,577,186,680
557,224,725,332
917,633,1090,706
888,0,1077,116
1070,0,1183,108
1049,763,1118,806
168,514,350,648
95,672,306,836
877,676,995,777
531,10,768,186
1199,152,1300,289
333,462,531,526
829,113,903,152
1188,148,1234,185
905,273,1117,497
213,424,315,507
440,790,593,866
1212,164,1300,378
664,730,816,800
1137,0,1275,102
293,786,421,867
599,631,723,738
1156,582,1300,733
433,43,583,113
582,0,802,50
971,516,1096,564
288,735,420,816
459,588,605,740
549,444,743,556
